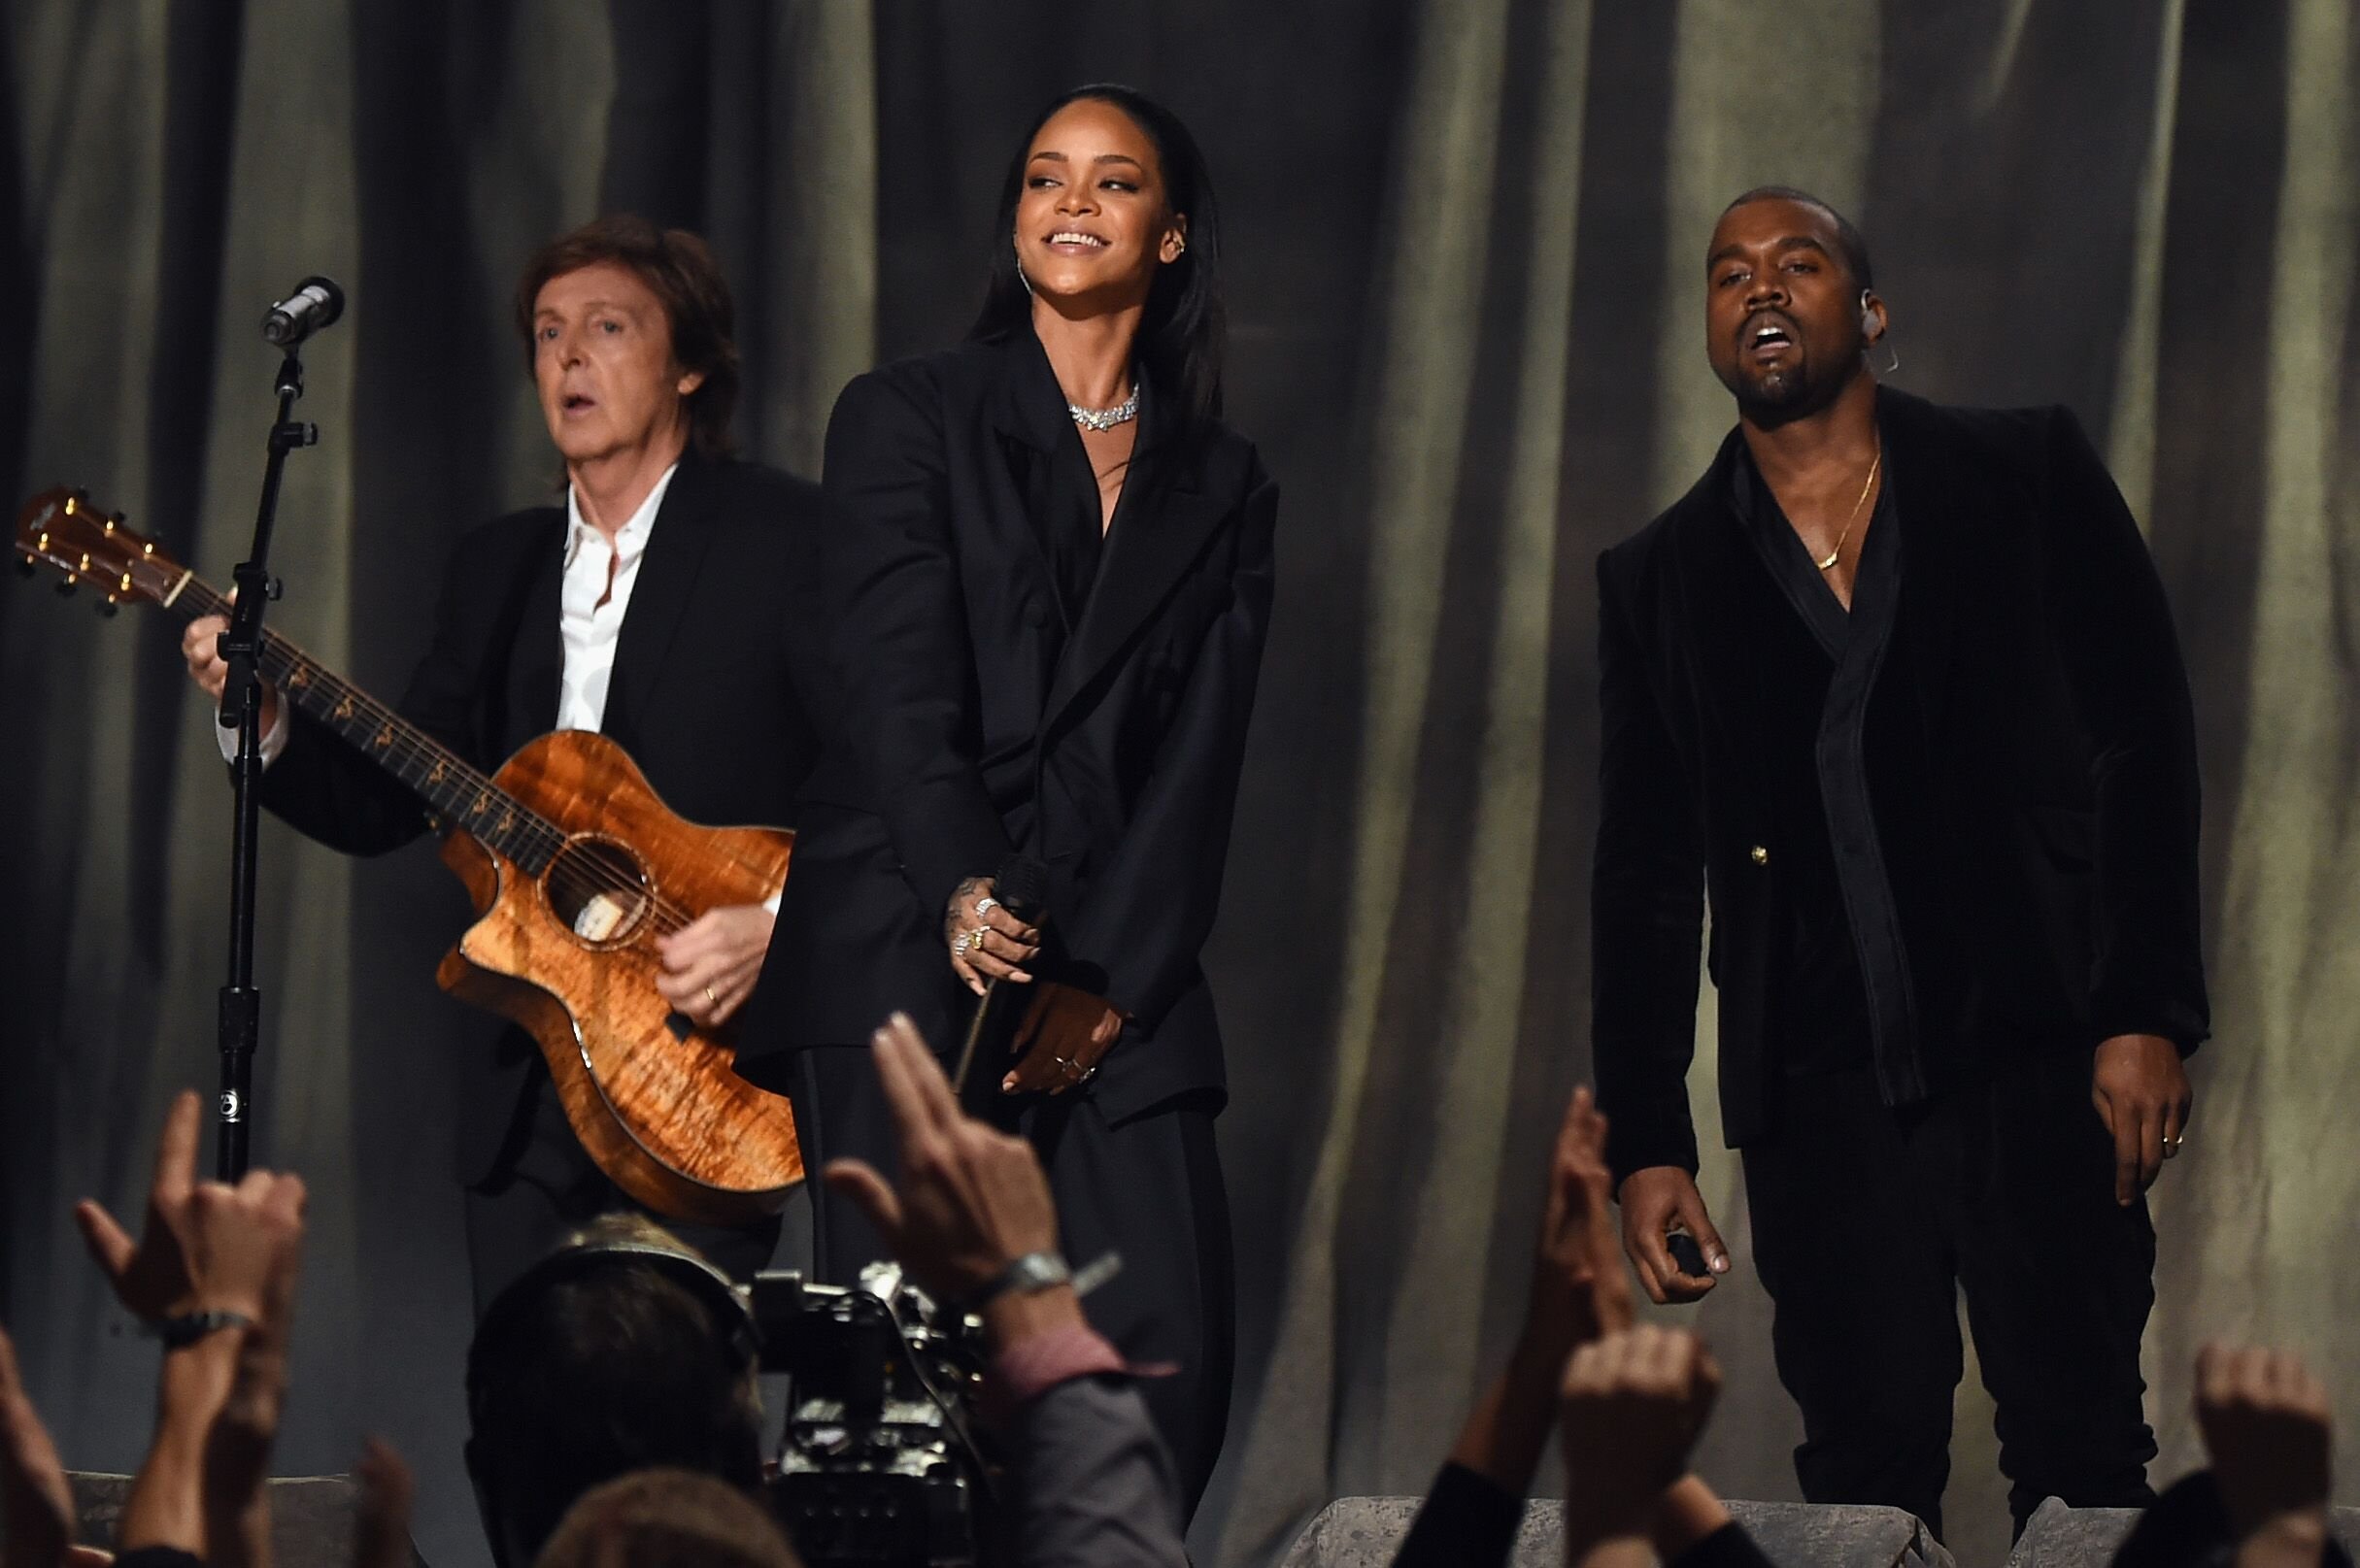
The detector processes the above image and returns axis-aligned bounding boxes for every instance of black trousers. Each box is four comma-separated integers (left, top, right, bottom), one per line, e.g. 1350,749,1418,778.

1741,1051,2157,1539
787,1043,1235,1522
463,1067,787,1316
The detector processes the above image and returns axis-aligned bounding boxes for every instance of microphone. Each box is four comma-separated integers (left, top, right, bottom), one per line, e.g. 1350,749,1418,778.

952,854,1052,1093
258,276,345,348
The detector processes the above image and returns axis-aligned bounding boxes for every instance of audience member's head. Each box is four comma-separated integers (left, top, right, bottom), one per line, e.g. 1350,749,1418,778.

536,1468,803,1568
464,1215,763,1568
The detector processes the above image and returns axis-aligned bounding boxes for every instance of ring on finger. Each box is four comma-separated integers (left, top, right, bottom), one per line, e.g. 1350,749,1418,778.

975,895,1000,917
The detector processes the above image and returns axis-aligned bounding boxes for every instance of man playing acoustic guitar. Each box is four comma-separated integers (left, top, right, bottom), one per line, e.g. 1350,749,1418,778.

179,216,826,1304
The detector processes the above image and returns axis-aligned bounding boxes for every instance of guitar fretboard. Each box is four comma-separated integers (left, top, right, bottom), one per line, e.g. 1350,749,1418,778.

172,578,560,872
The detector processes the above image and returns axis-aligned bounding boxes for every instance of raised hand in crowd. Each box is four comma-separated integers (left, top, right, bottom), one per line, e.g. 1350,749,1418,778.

1559,1326,1737,1568
351,1441,416,1568
1525,1088,1636,1362
196,1180,307,1568
73,1091,305,1331
826,1013,1188,1568
1448,1087,1633,1495
0,1324,114,1567
823,1012,1062,1310
1390,1087,1646,1568
2195,1343,2336,1568
2109,1342,2345,1568
69,1089,305,1567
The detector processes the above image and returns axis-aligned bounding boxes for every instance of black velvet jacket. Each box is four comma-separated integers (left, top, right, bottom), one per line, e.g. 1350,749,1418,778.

1592,387,2209,1181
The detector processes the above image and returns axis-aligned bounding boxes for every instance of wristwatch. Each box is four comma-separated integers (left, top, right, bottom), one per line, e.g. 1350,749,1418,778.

968,1251,1071,1311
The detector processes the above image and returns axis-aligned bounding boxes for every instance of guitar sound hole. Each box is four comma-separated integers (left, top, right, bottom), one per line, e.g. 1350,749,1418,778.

546,836,653,946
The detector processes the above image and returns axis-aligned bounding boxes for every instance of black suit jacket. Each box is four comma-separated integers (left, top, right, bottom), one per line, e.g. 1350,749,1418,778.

743,328,1278,1124
257,451,825,1176
1592,388,2208,1181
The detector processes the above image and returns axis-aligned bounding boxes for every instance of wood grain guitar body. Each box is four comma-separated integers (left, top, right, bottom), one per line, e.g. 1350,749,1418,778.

432,730,802,1226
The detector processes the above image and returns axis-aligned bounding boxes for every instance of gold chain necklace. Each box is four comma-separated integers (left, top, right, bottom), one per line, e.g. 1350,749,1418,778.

1814,449,1882,571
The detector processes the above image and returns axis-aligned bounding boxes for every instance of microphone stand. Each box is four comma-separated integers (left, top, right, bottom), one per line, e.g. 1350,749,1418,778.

215,348,317,1180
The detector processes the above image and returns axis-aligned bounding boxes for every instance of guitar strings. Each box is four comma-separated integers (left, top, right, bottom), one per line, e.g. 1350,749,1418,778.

180,580,704,937
78,558,681,931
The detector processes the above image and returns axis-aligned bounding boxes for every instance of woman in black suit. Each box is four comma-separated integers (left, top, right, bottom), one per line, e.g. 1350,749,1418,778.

742,83,1275,1513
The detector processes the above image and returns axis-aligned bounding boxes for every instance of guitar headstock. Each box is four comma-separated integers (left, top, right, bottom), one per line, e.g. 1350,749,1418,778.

15,486,187,610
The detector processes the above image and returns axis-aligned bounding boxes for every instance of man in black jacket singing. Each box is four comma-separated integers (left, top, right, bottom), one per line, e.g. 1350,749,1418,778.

180,217,825,1307
1591,187,2207,1538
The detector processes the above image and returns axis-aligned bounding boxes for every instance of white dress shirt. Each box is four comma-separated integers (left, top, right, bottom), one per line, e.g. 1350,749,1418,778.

557,462,676,731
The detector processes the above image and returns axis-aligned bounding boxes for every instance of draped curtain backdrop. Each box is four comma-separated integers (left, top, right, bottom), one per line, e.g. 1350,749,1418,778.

5,5,2354,1567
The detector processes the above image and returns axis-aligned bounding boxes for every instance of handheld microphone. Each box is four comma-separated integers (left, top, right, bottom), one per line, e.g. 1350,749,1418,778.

259,276,345,348
952,854,1051,1093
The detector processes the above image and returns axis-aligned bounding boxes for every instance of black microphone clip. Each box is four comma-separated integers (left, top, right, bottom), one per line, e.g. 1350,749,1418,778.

259,276,345,349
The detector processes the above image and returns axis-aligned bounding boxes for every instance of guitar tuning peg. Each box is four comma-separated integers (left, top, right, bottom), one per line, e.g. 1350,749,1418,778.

53,576,78,597
14,554,34,578
96,597,119,617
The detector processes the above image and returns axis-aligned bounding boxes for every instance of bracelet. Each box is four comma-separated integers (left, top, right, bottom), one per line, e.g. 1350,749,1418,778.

966,1251,1071,1312
145,1310,255,1350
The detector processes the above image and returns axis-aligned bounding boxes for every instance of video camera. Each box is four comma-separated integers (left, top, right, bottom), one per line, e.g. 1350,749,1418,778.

753,1261,993,1567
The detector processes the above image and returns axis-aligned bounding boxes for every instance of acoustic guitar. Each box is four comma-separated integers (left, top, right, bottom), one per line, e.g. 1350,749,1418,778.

16,486,802,1224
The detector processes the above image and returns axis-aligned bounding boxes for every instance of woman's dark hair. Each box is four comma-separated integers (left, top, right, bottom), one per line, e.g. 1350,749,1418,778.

515,215,742,457
970,83,1228,440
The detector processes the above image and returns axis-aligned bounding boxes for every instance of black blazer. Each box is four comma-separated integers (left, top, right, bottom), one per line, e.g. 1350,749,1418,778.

258,451,826,1175
743,328,1278,1124
1592,388,2208,1181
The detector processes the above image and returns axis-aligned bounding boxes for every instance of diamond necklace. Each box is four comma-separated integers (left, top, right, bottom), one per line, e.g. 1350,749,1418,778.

1068,382,1140,433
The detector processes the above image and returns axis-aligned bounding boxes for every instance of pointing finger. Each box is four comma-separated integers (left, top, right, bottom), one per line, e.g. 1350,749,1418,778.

822,1159,904,1246
152,1089,202,1211
2106,1093,2140,1206
882,1013,960,1123
72,1200,137,1283
2138,1099,2164,1193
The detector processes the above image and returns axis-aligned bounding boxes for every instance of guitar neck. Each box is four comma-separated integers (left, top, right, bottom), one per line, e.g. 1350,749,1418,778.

169,577,556,870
